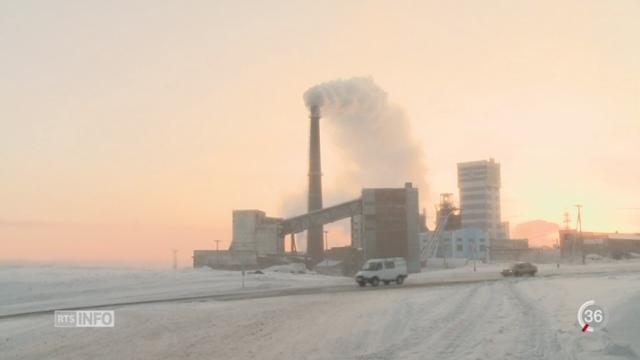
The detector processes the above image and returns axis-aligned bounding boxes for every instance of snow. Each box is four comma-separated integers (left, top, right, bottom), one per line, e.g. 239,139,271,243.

1,261,639,359
315,259,342,267
0,264,349,317
516,273,640,359
263,263,309,273
414,258,640,280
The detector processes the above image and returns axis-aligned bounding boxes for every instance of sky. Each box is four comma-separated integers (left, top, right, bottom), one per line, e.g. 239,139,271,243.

1,0,638,267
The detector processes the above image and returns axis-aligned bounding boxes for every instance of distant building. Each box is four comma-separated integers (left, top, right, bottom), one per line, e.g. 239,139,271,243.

193,250,232,268
198,183,422,272
420,228,489,261
441,228,489,259
489,239,530,261
457,158,508,241
231,210,285,259
559,230,640,259
358,183,422,273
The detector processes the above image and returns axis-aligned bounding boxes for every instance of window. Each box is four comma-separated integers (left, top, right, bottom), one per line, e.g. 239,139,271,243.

384,261,395,269
457,238,462,242
480,245,486,251
365,262,382,271
456,244,463,251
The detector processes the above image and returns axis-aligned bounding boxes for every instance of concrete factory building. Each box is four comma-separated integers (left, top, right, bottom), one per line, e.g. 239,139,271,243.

458,158,509,241
357,184,421,273
231,210,284,257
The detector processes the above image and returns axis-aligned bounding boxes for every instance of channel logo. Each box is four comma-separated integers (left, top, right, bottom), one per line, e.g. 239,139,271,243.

54,310,115,328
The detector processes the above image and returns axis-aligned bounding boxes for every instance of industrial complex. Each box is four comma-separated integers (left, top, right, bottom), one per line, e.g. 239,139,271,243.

193,94,535,273
192,100,637,273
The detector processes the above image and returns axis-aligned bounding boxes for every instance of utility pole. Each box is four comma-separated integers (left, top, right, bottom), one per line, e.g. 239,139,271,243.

556,236,560,269
471,239,477,272
559,212,572,269
563,212,571,230
324,230,329,266
576,205,583,233
172,249,178,270
241,263,245,288
214,240,221,266
576,204,584,264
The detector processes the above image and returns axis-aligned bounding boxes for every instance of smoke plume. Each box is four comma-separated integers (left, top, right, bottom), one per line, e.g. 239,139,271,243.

303,77,428,199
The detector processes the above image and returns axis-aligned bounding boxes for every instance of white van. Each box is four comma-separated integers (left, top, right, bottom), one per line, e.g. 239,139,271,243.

355,257,408,287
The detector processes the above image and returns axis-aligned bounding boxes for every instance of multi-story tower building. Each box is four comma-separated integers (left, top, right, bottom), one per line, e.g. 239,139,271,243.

457,158,508,241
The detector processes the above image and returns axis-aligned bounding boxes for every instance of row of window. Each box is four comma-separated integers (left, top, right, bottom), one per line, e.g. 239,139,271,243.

460,194,492,201
455,244,487,252
461,213,494,220
445,238,486,243
458,186,500,192
459,203,497,210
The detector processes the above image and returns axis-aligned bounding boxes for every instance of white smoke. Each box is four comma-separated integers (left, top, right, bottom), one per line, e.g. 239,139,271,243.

303,77,428,200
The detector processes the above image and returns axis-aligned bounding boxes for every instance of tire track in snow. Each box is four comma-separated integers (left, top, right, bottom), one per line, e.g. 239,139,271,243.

356,283,484,359
507,280,565,360
425,282,499,359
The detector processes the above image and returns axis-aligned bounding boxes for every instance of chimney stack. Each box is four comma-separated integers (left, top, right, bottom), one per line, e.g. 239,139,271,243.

307,105,324,264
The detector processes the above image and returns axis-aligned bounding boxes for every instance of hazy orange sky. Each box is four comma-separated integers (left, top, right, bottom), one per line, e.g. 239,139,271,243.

1,1,638,267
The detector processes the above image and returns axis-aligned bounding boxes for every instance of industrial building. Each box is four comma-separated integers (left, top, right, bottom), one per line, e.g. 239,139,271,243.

193,183,422,273
421,228,488,261
192,250,233,268
560,230,640,259
421,193,488,262
420,159,531,263
488,238,530,261
193,92,530,271
357,184,421,273
435,193,461,230
231,210,284,260
457,159,509,241
194,100,427,272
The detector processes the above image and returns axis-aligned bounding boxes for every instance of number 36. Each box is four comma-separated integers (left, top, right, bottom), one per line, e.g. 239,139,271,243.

584,309,603,323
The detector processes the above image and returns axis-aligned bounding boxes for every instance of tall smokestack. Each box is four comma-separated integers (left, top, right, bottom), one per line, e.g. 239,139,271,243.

307,105,324,264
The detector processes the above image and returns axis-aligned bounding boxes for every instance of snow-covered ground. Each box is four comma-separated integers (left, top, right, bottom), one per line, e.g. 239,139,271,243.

0,263,350,317
1,261,639,359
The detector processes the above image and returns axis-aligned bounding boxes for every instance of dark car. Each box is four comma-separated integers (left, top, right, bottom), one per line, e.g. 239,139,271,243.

501,262,537,277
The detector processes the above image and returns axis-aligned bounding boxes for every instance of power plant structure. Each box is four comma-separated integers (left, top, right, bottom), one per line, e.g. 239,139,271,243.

307,104,324,264
193,102,423,272
219,183,421,272
190,97,540,270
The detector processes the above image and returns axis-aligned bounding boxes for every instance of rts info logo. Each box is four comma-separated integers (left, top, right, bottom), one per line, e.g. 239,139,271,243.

54,310,115,328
